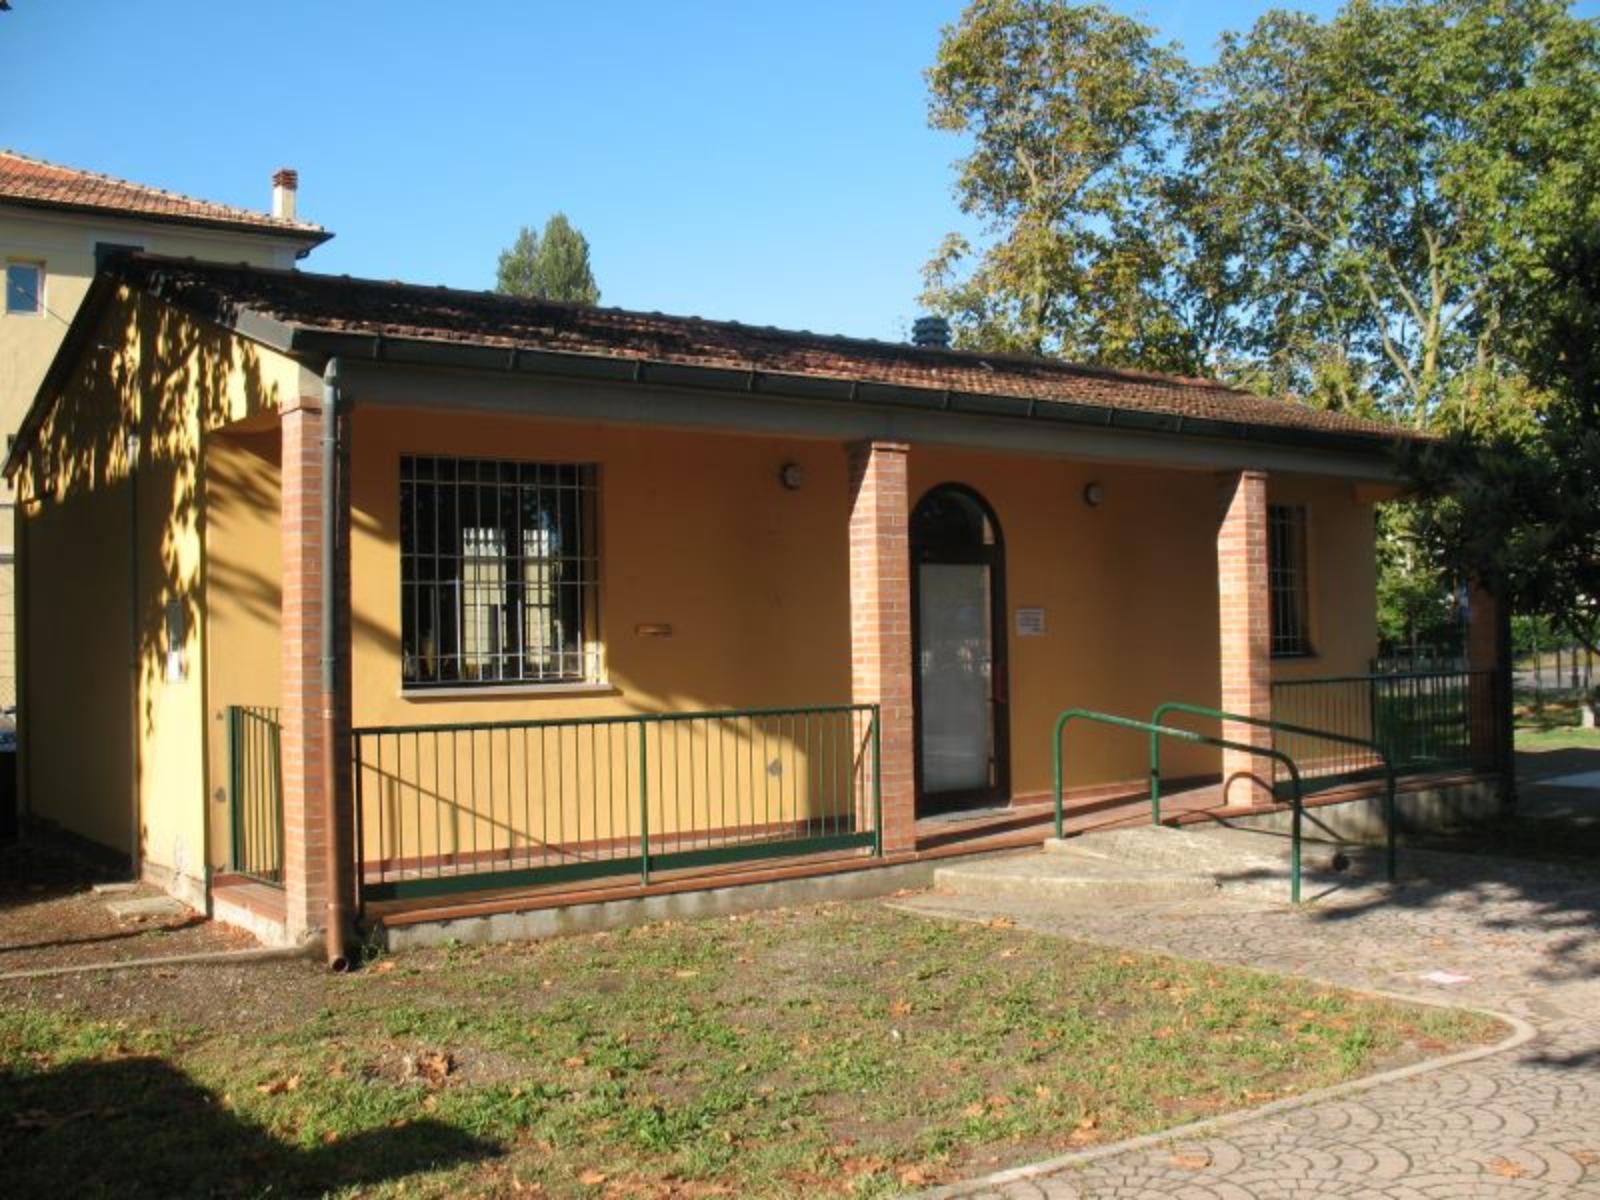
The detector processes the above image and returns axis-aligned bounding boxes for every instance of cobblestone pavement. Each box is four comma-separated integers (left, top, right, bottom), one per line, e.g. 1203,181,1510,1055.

897,846,1600,1198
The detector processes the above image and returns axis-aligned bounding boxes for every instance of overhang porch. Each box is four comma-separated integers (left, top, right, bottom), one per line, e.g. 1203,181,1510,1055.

200,366,1507,945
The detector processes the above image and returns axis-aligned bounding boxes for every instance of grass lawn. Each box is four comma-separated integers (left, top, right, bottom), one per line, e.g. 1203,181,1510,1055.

1515,723,1600,753
0,902,1496,1198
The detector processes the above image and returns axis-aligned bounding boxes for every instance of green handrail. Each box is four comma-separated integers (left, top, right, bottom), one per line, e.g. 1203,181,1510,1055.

1052,708,1310,902
1150,701,1397,884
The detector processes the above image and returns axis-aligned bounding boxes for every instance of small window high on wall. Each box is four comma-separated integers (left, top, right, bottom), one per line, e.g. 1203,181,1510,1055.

5,261,43,315
1268,503,1311,657
400,456,600,688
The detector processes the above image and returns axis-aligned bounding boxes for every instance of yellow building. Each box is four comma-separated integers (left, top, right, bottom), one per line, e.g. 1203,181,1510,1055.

5,254,1508,954
0,151,330,710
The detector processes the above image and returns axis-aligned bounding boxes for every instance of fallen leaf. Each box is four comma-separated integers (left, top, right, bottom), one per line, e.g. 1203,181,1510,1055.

577,1168,607,1186
1034,1085,1053,1100
373,960,396,974
416,1049,453,1086
998,947,1021,959
322,1130,340,1145
898,1165,929,1186
564,1055,588,1068
673,969,699,979
1486,1156,1529,1179
1171,1149,1213,1170
1573,1149,1599,1165
1076,1114,1098,1130
962,1101,987,1118
984,917,1015,930
255,1075,300,1096
889,998,913,1018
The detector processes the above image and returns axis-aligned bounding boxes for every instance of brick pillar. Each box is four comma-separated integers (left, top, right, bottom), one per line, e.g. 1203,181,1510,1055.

1218,470,1273,800
848,441,916,854
279,399,352,942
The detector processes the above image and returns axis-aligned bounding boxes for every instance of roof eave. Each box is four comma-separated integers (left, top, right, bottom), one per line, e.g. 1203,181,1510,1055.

0,194,333,246
282,326,1412,460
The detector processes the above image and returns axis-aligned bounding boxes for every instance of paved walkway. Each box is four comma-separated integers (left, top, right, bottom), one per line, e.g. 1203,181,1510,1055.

896,843,1600,1197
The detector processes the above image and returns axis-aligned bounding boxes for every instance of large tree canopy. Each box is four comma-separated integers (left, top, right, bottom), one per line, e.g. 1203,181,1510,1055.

923,0,1600,428
496,213,601,305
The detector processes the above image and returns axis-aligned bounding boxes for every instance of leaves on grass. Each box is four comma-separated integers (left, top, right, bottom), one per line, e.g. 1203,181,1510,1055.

255,1074,299,1096
577,1168,608,1186
889,997,914,1018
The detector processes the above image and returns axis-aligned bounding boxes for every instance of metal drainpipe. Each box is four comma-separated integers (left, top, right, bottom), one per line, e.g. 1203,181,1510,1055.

127,429,142,882
321,359,350,971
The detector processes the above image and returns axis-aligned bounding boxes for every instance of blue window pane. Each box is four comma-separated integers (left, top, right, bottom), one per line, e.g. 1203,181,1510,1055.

6,264,41,314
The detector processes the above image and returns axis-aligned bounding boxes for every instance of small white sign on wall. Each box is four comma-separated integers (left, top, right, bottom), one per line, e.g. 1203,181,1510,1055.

1015,607,1047,637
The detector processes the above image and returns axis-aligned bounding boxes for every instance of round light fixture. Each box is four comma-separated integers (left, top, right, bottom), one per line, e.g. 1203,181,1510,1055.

1082,481,1105,507
779,462,807,491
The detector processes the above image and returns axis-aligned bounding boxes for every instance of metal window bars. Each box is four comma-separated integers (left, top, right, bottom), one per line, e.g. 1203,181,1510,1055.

401,456,600,687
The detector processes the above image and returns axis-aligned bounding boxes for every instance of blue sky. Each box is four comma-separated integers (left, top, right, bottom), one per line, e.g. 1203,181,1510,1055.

4,1,1594,341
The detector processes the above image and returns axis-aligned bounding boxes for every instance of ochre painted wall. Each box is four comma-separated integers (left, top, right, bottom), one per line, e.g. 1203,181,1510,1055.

902,454,1379,797
347,409,854,728
201,428,284,868
14,287,297,896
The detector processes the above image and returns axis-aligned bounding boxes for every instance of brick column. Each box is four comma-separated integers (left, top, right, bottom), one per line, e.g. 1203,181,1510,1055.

1466,581,1512,790
848,441,916,854
279,400,352,942
1218,470,1273,800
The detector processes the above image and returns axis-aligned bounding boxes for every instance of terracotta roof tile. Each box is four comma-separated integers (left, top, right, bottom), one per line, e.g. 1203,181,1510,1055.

0,150,330,242
122,255,1410,444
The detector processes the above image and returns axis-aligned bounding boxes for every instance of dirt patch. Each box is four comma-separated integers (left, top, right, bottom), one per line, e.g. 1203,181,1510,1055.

0,834,258,975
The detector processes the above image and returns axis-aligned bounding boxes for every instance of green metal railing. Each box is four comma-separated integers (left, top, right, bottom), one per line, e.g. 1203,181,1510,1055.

353,704,882,904
1150,701,1397,885
1053,708,1312,903
227,705,284,885
1272,669,1501,777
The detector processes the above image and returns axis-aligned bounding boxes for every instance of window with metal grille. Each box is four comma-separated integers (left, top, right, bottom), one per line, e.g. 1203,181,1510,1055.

1268,504,1312,657
400,456,599,687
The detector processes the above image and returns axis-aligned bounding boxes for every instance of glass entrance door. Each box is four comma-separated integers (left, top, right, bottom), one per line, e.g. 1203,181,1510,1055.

918,563,994,794
911,485,1009,814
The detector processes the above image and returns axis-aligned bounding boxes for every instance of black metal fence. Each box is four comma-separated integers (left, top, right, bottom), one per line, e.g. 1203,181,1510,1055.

352,704,882,904
227,706,284,885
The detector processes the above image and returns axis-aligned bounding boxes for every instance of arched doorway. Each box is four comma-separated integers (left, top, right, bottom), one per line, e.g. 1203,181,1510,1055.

911,484,1010,815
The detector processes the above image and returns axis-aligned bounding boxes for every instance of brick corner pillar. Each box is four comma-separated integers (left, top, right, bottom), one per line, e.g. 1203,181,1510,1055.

279,398,354,943
1217,469,1273,802
848,440,916,855
1465,580,1514,798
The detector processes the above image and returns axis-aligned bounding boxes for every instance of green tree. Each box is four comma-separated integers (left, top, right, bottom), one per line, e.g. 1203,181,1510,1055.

921,0,1213,369
495,213,600,305
1410,216,1600,656
922,0,1600,420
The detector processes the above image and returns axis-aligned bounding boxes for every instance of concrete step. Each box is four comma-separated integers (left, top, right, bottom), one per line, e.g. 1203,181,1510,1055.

1044,824,1370,899
934,850,1219,905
